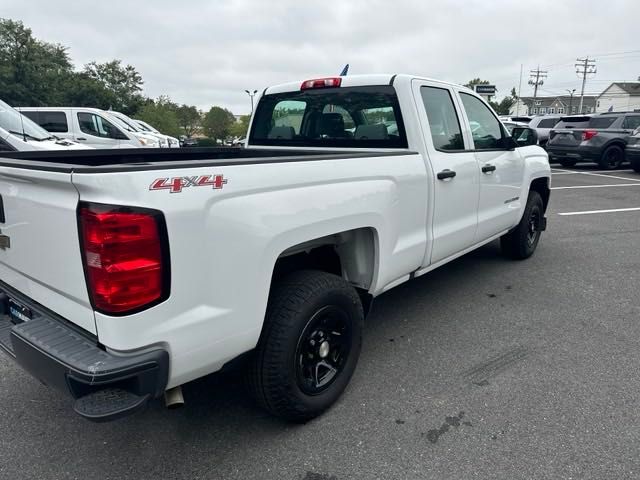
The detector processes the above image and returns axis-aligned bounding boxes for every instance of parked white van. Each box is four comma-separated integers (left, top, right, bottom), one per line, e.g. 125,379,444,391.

108,111,179,148
18,107,161,149
134,118,180,148
0,100,89,151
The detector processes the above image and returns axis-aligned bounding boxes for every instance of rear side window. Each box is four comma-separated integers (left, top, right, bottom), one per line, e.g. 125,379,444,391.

420,86,464,151
22,111,68,133
588,116,617,129
249,85,408,148
537,118,560,128
623,116,640,130
77,112,126,139
459,93,505,150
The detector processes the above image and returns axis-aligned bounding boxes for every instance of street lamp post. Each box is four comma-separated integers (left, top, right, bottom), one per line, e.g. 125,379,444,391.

245,89,258,114
566,89,576,115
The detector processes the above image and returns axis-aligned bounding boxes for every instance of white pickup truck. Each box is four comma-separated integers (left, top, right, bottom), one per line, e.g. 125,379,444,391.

0,74,550,423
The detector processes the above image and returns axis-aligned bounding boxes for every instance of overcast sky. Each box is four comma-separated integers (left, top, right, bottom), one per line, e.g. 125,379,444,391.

4,0,639,114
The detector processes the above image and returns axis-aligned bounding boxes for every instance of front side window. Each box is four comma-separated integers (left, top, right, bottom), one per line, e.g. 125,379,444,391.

420,86,464,151
77,112,125,139
250,85,408,148
460,93,505,150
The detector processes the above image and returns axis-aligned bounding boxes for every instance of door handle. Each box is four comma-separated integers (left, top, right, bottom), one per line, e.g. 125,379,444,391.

482,164,496,173
437,169,457,180
76,137,87,141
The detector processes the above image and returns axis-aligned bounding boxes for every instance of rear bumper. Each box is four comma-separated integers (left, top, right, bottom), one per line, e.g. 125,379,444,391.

0,281,168,422
547,145,601,162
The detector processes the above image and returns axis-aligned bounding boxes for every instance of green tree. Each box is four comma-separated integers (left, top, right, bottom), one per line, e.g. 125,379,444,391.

176,104,201,137
83,60,144,114
0,18,74,106
136,96,181,137
202,106,235,142
230,114,250,139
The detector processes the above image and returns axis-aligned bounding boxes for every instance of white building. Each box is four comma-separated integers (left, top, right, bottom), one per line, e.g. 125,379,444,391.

596,82,640,113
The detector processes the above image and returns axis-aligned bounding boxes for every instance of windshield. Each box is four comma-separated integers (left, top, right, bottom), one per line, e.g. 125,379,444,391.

106,113,140,133
136,120,159,133
249,85,408,148
109,112,142,132
0,99,54,141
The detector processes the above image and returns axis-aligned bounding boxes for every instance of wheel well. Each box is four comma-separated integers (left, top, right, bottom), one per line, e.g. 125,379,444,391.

272,228,377,315
530,177,550,212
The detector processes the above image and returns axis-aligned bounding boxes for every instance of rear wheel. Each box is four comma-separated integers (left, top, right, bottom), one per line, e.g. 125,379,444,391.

598,145,624,170
246,270,363,422
501,191,544,260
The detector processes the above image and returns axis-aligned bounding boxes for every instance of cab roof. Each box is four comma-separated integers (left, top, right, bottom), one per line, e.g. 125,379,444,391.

264,74,469,95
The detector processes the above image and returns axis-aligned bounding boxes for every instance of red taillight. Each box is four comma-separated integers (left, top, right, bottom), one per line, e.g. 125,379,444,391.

300,77,342,90
79,203,169,315
582,129,598,141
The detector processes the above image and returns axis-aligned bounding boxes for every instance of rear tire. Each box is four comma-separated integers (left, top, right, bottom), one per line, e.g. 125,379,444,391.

246,270,363,422
501,191,544,260
598,145,624,170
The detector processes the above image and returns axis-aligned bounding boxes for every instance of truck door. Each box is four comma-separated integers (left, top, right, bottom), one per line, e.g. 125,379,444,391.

456,92,525,240
412,80,480,265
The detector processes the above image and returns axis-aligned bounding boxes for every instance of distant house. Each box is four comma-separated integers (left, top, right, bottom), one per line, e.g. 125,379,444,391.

510,95,597,116
596,82,640,113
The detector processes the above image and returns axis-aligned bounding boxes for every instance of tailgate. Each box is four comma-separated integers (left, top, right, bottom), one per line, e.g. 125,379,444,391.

549,129,583,147
0,166,95,334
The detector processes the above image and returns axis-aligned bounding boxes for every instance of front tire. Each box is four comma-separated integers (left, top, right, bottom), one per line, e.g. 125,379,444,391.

246,270,363,422
501,191,544,260
598,145,624,170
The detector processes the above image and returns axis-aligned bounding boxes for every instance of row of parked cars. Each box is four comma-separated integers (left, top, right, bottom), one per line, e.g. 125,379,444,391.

0,100,179,152
500,112,640,170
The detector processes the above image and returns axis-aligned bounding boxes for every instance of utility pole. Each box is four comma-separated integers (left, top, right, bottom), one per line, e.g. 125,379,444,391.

528,66,547,115
516,64,523,116
575,57,596,113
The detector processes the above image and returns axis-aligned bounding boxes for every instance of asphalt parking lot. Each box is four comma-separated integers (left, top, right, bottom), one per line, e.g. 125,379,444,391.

2,165,640,480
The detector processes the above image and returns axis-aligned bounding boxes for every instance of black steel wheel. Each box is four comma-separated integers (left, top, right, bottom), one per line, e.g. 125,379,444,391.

246,270,363,422
501,191,544,260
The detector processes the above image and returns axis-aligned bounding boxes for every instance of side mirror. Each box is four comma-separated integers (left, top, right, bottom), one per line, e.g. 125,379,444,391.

511,127,538,147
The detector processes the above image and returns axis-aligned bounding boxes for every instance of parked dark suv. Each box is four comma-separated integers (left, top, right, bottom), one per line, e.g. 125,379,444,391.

547,112,640,169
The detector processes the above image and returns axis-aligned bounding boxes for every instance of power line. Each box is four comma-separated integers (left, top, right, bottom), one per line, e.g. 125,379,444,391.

576,57,597,112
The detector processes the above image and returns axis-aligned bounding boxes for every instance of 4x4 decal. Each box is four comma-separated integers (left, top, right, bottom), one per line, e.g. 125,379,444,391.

149,174,227,193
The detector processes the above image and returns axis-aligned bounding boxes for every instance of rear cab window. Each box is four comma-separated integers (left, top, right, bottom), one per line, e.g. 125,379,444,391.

536,118,560,128
249,85,408,148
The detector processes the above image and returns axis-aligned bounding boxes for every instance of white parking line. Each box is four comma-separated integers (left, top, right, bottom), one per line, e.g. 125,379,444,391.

552,169,634,174
558,207,640,216
552,183,640,190
551,168,640,183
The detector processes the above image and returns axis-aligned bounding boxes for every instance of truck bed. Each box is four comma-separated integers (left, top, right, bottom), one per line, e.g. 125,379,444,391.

0,147,409,173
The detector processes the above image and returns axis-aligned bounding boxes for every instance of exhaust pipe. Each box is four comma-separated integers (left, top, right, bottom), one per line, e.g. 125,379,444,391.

164,386,184,409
